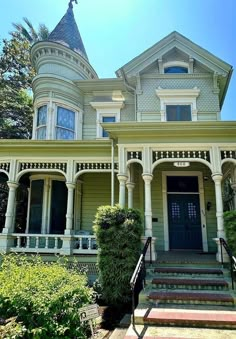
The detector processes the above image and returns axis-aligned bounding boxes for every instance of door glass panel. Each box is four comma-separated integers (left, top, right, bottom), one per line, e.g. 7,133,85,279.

167,176,198,192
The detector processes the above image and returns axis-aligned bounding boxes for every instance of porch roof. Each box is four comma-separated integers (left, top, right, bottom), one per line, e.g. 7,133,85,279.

102,121,236,143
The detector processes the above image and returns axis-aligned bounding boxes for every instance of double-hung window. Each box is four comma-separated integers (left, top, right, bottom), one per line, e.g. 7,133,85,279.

102,116,116,137
36,105,47,139
56,107,75,140
166,105,191,121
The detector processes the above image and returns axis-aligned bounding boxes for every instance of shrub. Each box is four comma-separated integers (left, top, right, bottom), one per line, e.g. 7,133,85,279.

224,210,236,255
0,254,93,338
93,205,142,306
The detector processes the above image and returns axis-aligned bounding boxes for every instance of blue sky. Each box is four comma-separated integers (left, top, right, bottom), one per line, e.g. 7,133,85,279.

0,0,235,120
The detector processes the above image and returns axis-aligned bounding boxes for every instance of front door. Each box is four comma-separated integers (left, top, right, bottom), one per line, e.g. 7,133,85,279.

167,175,202,250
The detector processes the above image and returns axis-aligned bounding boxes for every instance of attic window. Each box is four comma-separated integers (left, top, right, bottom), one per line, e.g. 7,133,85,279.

164,66,188,73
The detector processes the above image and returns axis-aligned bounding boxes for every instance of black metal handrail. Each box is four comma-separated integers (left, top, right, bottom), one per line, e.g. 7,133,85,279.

130,236,152,328
219,237,236,290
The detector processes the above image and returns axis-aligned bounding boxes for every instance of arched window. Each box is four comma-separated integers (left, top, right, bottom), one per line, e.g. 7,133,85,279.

36,105,47,139
56,107,75,140
164,66,188,73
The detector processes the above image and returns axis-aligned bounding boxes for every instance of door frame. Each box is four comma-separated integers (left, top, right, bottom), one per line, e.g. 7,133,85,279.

162,171,208,252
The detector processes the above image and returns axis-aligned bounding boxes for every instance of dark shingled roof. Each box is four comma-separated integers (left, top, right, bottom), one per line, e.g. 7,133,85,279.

48,2,88,61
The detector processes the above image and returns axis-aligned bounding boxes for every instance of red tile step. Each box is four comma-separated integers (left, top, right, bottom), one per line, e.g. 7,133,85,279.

143,308,236,328
148,291,234,305
154,267,223,275
152,277,228,289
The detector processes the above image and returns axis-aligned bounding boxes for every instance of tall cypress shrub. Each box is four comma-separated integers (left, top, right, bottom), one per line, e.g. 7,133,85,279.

223,210,236,255
93,205,142,305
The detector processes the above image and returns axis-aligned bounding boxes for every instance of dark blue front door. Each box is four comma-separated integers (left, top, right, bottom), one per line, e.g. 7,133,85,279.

168,194,202,250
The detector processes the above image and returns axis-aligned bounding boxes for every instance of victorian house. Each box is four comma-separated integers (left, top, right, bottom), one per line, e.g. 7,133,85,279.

0,1,235,266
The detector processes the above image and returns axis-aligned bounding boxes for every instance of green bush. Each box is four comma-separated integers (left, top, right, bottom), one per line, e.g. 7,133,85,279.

93,205,142,306
0,254,93,338
224,210,236,255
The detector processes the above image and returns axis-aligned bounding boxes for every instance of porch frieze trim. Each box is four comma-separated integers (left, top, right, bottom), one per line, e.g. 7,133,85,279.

152,157,213,173
0,162,10,174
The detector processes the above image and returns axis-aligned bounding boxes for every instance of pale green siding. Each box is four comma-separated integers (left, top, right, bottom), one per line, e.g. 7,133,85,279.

80,173,119,231
137,77,220,121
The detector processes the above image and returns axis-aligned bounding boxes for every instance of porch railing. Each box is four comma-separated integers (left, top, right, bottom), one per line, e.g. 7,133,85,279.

9,233,98,255
219,237,236,290
130,237,152,328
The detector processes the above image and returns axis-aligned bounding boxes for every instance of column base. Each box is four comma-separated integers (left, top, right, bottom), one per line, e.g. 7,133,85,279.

141,236,157,262
0,234,15,253
61,232,74,255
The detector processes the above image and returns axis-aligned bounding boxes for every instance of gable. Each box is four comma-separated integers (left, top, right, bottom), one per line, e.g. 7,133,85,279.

116,31,232,77
116,31,232,109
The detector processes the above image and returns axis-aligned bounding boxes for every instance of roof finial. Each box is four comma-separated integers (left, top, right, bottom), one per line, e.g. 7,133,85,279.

68,0,78,9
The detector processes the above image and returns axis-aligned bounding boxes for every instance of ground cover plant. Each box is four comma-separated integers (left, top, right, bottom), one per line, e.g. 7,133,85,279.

0,254,93,338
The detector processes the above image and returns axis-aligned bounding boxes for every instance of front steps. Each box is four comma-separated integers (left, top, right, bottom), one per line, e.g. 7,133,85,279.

125,256,236,337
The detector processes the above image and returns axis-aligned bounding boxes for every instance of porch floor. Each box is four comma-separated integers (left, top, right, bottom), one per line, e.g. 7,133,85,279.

156,251,217,265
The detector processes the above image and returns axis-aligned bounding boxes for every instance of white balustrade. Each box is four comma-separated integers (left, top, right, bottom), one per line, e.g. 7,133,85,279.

10,233,98,255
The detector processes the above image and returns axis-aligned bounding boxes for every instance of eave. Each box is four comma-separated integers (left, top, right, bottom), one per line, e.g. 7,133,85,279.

74,78,127,92
102,121,236,141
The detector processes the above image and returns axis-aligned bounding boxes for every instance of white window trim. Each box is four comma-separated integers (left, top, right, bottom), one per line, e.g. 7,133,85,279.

158,58,194,74
163,61,190,73
156,88,200,121
90,102,124,138
33,100,82,140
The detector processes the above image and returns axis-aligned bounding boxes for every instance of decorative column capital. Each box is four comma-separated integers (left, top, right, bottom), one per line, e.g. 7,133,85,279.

117,174,128,183
211,173,223,183
66,182,76,190
126,182,135,190
7,181,19,190
142,173,153,183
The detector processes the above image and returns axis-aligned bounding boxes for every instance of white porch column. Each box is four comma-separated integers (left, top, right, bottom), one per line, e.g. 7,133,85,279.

117,174,128,208
126,182,135,209
142,173,153,237
65,182,75,235
3,181,19,234
212,173,225,261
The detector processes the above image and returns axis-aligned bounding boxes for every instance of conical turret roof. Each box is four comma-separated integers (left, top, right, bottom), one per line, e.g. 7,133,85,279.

48,1,88,61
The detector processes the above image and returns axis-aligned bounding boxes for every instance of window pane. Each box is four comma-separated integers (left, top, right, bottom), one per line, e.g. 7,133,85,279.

57,107,75,130
102,116,115,137
56,127,74,140
37,127,46,139
37,105,47,126
164,66,188,73
29,180,44,233
166,105,191,121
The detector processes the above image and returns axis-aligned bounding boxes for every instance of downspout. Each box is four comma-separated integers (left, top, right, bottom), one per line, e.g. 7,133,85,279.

120,68,137,121
111,138,115,206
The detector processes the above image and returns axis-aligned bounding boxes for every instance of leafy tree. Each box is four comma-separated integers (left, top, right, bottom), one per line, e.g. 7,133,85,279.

11,17,50,43
0,33,34,139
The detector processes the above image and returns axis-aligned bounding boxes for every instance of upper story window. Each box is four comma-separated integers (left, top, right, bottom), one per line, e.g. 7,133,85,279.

166,105,191,121
56,107,75,140
90,100,124,138
156,88,200,122
164,66,188,74
102,116,116,137
36,105,47,139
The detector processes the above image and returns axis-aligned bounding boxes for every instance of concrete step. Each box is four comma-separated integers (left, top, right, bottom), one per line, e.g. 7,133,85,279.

134,308,236,329
148,290,234,306
153,267,224,277
124,323,236,338
151,277,229,290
